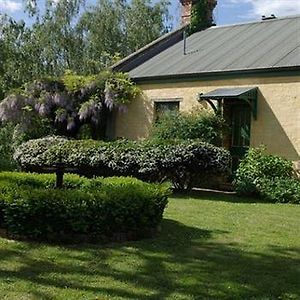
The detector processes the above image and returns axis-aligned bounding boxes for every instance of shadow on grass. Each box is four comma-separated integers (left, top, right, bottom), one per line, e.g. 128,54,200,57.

173,189,268,204
0,218,299,299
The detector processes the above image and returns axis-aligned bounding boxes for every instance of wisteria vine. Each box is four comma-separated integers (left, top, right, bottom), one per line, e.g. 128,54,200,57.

0,71,140,138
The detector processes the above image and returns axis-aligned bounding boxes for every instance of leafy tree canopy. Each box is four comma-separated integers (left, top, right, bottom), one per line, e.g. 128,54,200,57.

0,0,171,99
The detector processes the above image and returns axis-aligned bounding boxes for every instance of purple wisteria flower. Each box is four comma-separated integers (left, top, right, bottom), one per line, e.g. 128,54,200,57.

104,82,116,111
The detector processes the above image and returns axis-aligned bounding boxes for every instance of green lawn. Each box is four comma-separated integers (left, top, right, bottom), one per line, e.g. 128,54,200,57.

0,191,299,300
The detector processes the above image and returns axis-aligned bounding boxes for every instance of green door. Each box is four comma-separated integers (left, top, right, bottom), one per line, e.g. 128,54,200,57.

230,104,251,171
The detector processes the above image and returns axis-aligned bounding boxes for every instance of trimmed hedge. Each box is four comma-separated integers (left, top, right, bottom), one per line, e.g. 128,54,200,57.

0,172,170,241
234,147,299,204
14,136,231,190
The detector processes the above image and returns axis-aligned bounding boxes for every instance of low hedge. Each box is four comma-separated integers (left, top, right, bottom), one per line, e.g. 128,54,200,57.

0,172,170,241
14,136,231,190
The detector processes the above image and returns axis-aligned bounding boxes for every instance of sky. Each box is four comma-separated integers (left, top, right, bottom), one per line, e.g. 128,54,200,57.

1,0,300,26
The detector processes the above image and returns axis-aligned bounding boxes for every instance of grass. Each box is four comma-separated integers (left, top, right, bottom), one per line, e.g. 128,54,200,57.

0,191,299,300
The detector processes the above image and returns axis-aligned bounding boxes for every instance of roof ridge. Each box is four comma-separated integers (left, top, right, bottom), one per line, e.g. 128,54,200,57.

208,14,300,30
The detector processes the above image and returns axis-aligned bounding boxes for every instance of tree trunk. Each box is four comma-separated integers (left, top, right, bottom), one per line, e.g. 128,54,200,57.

56,169,64,189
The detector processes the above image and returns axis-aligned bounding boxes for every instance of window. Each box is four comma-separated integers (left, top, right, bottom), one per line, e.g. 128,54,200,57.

154,99,181,121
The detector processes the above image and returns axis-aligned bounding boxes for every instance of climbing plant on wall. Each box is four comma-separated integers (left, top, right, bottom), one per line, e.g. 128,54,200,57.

190,0,217,34
0,71,140,139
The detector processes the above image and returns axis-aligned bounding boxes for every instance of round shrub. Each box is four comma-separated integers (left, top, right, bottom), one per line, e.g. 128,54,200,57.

257,177,300,204
0,172,170,242
14,136,231,191
234,147,299,203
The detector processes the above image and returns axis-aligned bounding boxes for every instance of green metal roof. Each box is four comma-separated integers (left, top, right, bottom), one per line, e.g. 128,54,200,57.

119,15,300,80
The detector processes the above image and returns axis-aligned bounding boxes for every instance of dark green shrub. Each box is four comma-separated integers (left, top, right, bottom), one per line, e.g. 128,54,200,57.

234,147,294,195
0,172,93,228
0,195,6,228
0,121,53,171
0,124,17,171
234,147,299,203
14,137,231,191
0,172,170,241
150,110,227,145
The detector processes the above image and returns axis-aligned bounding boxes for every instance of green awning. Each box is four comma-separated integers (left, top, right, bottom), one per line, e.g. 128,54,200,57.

199,87,257,100
198,87,258,119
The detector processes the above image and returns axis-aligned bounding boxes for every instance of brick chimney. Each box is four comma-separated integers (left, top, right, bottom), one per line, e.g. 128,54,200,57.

180,0,194,26
180,0,217,26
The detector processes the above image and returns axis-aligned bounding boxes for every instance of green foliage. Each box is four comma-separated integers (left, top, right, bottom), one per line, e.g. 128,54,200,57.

79,0,171,72
234,147,294,194
0,172,170,241
234,147,298,203
105,73,141,106
190,0,217,34
0,0,171,97
0,120,54,171
151,110,227,145
0,124,26,172
257,177,300,204
0,170,90,190
0,124,16,171
14,136,231,191
0,17,39,98
62,71,97,92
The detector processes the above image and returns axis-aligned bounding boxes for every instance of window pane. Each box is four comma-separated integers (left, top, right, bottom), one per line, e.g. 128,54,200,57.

154,101,180,121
